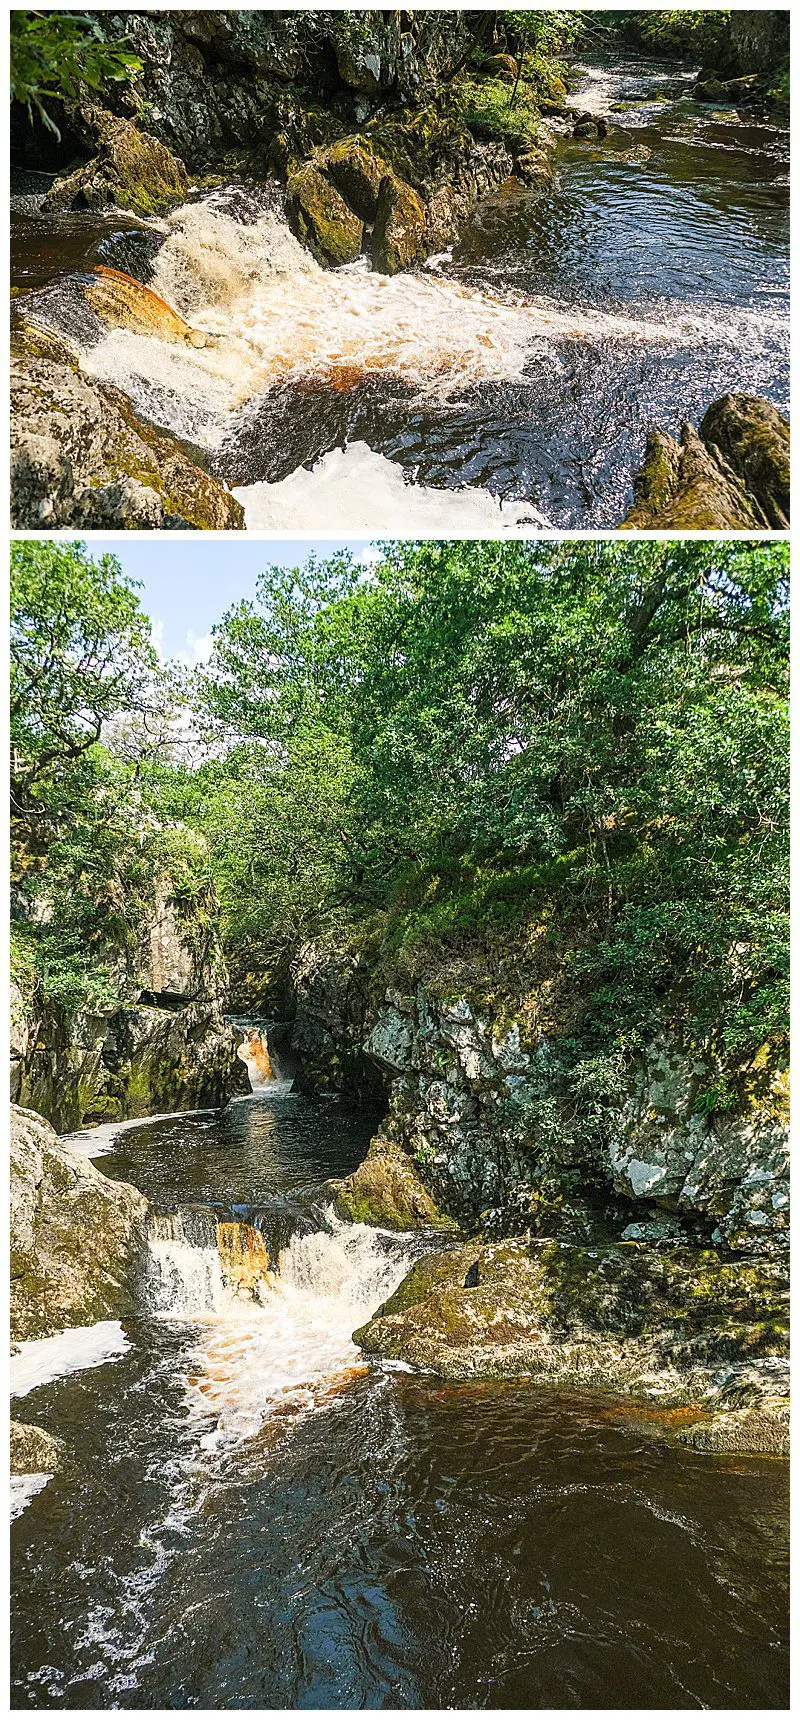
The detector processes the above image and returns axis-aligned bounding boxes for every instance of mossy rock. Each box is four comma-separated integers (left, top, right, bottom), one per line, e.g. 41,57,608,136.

372,173,427,276
335,1137,458,1232
285,162,363,266
45,109,188,218
353,1236,788,1422
10,1420,65,1474
321,137,388,222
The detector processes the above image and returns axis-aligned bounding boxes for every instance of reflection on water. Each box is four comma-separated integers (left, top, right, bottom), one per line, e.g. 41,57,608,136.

11,1096,790,1709
11,54,789,527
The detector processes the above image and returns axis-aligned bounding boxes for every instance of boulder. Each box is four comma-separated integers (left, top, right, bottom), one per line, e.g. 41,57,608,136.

573,113,609,141
10,1420,66,1474
353,1236,788,1436
44,109,189,217
479,54,519,81
285,162,364,266
321,136,388,222
334,1137,458,1231
620,395,789,531
10,1106,150,1341
11,323,244,531
372,173,427,275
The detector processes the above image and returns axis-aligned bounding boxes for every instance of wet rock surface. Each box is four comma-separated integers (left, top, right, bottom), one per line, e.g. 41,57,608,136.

10,1105,150,1340
621,393,789,530
334,1135,457,1232
353,1236,788,1451
11,322,244,531
44,107,188,217
10,1420,66,1475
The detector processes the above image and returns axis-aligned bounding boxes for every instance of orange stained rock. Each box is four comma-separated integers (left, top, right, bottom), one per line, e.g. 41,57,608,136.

87,265,211,347
216,1221,275,1299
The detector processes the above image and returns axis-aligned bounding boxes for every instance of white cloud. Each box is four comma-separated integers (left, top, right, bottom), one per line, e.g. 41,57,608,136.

185,629,214,665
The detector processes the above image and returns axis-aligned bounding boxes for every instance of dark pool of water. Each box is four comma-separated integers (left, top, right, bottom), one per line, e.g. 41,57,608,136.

11,54,789,528
11,1096,790,1708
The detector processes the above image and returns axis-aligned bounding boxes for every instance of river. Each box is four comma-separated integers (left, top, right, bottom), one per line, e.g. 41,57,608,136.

11,1089,789,1709
11,54,789,531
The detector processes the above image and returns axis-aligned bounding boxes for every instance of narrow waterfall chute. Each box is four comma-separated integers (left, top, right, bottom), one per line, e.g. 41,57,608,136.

236,1027,276,1091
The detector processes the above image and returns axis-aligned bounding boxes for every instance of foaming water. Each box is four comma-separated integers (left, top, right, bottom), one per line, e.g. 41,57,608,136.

12,51,789,526
234,440,552,530
11,1099,788,1708
147,1201,414,1451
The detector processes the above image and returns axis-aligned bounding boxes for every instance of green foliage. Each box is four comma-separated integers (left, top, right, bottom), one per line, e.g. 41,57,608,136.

198,540,788,1102
10,11,141,136
590,10,732,62
459,76,541,149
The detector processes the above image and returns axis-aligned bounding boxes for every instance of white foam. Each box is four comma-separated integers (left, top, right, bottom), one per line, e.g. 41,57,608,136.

62,1109,217,1158
11,1322,131,1399
74,193,741,458
234,441,551,532
148,1206,413,1451
11,1473,52,1520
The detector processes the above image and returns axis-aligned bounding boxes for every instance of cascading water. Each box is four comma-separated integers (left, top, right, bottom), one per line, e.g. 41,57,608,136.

146,1200,415,1450
14,64,788,533
11,1098,789,1707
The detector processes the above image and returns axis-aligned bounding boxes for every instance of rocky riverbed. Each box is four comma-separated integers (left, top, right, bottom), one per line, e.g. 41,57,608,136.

10,14,790,529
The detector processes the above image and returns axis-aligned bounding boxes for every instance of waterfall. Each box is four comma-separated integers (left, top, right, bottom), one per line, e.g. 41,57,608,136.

144,1203,415,1448
236,1027,276,1092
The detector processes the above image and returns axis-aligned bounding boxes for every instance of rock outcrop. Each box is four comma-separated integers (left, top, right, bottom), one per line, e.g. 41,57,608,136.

334,1135,457,1231
10,1420,66,1474
11,1000,246,1135
621,394,789,530
44,107,188,217
11,322,243,530
288,945,788,1448
10,1106,150,1340
353,1237,789,1453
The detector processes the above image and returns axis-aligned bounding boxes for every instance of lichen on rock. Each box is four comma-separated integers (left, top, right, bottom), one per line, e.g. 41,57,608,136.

10,1105,150,1341
621,394,790,530
334,1136,458,1231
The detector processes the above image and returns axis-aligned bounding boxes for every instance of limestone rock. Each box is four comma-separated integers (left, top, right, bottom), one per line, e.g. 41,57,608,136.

372,174,427,275
44,109,188,217
11,323,244,531
10,1105,150,1341
334,1137,457,1231
285,163,364,267
621,395,789,530
353,1236,788,1442
10,1420,66,1474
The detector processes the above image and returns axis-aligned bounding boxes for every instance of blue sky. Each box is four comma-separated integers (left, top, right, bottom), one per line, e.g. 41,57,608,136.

92,537,370,661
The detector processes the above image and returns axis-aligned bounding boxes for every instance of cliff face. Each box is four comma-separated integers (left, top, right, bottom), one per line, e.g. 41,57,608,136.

11,872,247,1133
289,937,788,1445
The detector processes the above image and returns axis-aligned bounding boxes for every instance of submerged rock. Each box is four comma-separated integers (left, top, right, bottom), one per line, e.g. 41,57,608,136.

621,394,789,530
334,1137,458,1232
44,108,189,217
353,1236,788,1448
285,162,364,266
10,322,243,531
10,1105,149,1341
10,1420,66,1474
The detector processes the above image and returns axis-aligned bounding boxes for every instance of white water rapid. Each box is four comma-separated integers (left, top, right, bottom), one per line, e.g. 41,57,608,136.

146,1205,413,1451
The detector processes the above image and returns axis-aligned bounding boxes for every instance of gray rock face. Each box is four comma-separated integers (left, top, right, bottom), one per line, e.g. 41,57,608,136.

10,1106,150,1340
292,956,788,1261
11,1000,246,1135
11,323,244,531
289,941,387,1103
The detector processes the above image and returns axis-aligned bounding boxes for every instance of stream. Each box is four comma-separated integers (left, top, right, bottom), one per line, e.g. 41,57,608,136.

11,53,789,530
11,1089,789,1709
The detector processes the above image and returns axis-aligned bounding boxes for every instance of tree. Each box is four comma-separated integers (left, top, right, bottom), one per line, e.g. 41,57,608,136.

10,10,140,136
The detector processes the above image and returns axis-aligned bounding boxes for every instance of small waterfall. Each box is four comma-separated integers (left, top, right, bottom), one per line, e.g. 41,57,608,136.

147,1209,229,1319
144,1202,415,1448
236,1027,276,1092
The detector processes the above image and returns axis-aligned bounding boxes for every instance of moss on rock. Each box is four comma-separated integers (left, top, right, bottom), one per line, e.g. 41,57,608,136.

285,162,364,266
335,1137,458,1231
45,108,189,217
372,173,427,275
